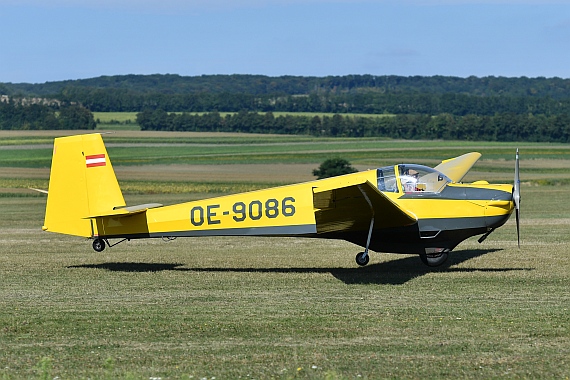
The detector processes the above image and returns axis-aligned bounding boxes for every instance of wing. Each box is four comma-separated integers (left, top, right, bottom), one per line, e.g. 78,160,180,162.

434,152,481,183
313,180,417,234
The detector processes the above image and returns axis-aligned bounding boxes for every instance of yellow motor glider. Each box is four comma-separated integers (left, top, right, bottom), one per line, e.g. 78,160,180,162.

42,133,520,267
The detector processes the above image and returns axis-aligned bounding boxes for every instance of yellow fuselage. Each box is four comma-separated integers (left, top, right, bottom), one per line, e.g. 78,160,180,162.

93,169,514,254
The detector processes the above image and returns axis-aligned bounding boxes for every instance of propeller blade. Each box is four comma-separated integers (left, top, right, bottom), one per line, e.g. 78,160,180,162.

514,148,521,248
515,208,521,248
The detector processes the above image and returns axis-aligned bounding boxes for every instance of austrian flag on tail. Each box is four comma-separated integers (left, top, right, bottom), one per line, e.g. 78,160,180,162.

85,154,106,168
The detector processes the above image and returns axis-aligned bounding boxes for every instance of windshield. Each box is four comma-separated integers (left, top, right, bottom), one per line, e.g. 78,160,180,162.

397,164,451,193
376,166,399,193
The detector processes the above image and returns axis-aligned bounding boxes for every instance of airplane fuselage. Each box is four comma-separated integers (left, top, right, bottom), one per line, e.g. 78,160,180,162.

93,168,514,255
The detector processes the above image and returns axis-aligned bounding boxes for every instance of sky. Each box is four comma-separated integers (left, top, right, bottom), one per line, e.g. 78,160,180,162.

1,0,570,83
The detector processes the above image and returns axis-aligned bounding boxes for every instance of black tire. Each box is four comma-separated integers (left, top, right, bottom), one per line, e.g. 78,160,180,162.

92,238,106,252
355,251,370,266
419,252,448,267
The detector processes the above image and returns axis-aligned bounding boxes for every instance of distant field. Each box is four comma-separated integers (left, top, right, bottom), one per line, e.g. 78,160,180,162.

92,111,396,131
1,130,569,379
93,112,139,124
93,112,140,131
1,129,569,183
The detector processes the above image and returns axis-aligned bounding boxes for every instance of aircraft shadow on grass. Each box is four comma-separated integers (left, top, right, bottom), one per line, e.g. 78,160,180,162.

68,248,533,285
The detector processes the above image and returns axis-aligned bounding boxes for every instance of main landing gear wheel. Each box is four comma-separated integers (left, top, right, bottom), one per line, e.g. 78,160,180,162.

419,252,448,267
355,251,370,266
92,238,106,252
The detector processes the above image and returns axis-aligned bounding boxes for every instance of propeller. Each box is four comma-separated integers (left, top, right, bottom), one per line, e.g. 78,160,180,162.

513,148,521,248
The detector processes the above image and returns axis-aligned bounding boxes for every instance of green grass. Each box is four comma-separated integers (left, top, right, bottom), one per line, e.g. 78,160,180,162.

1,131,570,379
1,188,569,379
95,123,141,131
2,133,570,169
93,112,139,124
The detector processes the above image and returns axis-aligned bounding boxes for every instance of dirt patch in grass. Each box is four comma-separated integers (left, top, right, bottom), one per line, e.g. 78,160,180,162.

477,159,569,172
0,167,49,179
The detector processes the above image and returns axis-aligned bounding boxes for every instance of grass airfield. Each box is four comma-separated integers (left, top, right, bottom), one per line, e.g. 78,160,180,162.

1,130,570,379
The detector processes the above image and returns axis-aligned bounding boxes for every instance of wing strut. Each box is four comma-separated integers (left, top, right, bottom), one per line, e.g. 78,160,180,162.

364,217,375,255
355,185,375,266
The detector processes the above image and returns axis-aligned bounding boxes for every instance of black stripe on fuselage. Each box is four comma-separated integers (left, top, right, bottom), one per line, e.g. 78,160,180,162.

98,224,318,240
400,186,512,201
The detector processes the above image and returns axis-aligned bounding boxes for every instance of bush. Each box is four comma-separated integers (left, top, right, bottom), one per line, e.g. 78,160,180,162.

312,158,357,179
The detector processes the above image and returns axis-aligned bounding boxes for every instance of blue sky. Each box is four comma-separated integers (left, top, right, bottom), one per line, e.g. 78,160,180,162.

2,0,570,83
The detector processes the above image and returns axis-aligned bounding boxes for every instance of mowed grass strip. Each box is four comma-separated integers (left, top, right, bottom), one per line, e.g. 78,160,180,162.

1,131,570,378
0,186,569,379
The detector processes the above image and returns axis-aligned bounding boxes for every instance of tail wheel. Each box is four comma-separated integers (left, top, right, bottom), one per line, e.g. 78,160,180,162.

419,252,448,267
92,238,106,252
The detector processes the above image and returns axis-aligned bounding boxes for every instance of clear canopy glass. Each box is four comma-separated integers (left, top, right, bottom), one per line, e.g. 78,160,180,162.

377,165,451,193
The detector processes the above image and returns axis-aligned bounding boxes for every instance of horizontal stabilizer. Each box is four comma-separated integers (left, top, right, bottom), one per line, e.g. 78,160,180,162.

86,203,163,219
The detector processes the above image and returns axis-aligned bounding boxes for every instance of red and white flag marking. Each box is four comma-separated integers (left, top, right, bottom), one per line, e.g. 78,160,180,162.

86,154,106,168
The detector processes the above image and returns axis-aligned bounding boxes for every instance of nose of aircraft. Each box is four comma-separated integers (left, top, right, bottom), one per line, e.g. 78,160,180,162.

484,193,515,230
484,149,521,247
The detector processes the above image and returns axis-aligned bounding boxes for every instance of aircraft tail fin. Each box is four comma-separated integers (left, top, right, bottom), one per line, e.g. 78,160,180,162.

43,133,126,237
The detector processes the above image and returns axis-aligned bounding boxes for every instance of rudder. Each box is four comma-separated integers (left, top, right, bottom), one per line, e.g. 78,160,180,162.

43,133,126,237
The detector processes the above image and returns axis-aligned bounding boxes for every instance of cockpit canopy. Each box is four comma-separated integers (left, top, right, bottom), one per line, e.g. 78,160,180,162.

377,164,451,194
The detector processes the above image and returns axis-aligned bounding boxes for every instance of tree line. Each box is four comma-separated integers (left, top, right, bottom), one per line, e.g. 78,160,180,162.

3,74,570,142
46,87,570,117
5,74,570,98
137,110,570,143
0,100,96,130
4,74,570,117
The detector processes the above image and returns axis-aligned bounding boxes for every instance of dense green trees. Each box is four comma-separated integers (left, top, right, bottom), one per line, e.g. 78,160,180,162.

48,88,570,116
4,74,570,116
137,110,570,143
5,74,570,98
0,100,96,130
3,74,570,142
58,104,97,130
